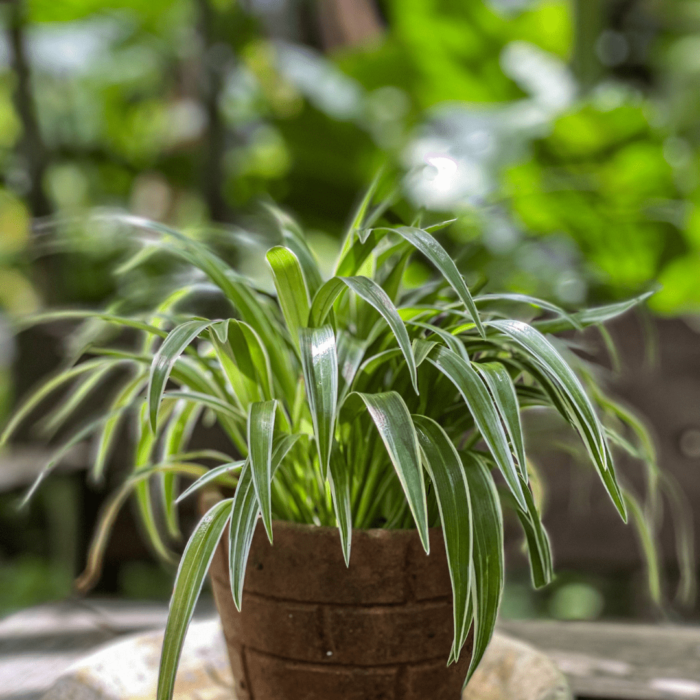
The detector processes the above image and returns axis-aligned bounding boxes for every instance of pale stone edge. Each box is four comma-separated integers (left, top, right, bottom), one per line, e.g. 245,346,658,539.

42,620,571,700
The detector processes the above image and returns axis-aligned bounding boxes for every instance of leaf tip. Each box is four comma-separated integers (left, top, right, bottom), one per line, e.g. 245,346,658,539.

419,527,431,555
149,407,159,434
262,516,274,544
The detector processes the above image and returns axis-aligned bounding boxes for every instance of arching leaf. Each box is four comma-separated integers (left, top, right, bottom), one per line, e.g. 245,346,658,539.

379,226,485,338
157,498,232,700
310,276,418,393
413,415,472,660
148,320,214,431
349,391,429,552
475,362,527,481
428,346,526,511
462,454,504,687
229,434,303,608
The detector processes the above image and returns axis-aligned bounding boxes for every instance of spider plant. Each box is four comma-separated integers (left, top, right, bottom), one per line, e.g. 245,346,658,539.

1,195,666,699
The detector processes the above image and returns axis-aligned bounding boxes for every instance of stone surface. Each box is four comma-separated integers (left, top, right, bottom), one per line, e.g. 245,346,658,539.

500,620,700,700
14,599,700,700
0,599,214,700
40,619,569,700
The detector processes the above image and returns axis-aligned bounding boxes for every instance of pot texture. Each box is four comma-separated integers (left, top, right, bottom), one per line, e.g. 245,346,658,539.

208,518,473,700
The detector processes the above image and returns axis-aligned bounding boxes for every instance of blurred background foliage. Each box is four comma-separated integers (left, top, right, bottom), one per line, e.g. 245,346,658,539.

1,0,700,616
1,0,699,312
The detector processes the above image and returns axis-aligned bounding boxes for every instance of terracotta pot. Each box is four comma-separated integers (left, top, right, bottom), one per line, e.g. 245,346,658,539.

207,514,473,700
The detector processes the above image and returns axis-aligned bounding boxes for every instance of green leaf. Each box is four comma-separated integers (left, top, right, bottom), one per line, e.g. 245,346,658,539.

175,461,245,504
266,246,311,350
247,400,278,542
21,408,127,508
408,320,469,361
16,310,168,338
123,217,296,402
157,498,232,700
160,401,202,539
462,454,504,686
228,462,258,610
475,293,581,330
356,349,403,377
335,230,386,278
475,362,527,481
424,218,457,233
148,320,214,431
336,331,365,401
229,434,302,608
413,415,472,660
380,226,485,338
336,170,384,267
133,402,178,565
350,391,429,552
163,391,246,422
624,489,661,605
0,358,121,448
92,373,147,482
310,276,418,393
76,461,208,594
380,246,412,303
589,385,657,466
328,445,352,566
299,325,338,477
265,203,324,296
211,319,274,405
427,347,526,511
534,292,653,334
89,346,246,453
413,339,437,367
659,475,696,606
514,481,553,588
40,363,116,438
308,277,347,327
489,319,626,519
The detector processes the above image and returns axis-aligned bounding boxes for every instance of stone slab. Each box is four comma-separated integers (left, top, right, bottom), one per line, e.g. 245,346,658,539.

40,619,569,700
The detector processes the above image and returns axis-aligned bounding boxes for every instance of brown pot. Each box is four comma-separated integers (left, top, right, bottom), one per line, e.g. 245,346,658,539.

207,515,473,700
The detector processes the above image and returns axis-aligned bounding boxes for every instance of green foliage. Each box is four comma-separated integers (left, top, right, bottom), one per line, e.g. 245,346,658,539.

337,0,573,107
1,191,663,695
4,0,700,320
502,97,693,309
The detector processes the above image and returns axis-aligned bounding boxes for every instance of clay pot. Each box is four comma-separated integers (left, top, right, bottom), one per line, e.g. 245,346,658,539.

207,516,473,700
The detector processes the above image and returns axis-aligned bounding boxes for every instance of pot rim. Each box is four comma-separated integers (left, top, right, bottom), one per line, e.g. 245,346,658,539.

265,518,444,538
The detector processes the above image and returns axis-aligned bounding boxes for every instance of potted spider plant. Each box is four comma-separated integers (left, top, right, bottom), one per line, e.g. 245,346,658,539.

1,196,657,700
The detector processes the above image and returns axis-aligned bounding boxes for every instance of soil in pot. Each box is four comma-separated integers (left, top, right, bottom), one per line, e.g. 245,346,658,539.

207,513,474,700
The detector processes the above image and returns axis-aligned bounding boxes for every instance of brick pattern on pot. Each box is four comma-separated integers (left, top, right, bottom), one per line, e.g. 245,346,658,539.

209,520,473,700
